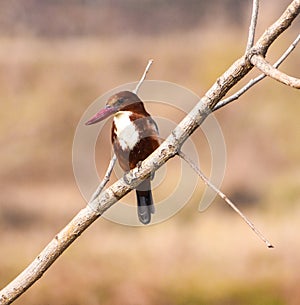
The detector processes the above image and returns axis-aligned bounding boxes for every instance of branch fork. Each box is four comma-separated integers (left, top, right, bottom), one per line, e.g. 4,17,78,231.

250,54,300,88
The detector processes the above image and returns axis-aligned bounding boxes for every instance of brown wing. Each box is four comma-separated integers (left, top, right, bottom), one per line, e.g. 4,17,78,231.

128,114,160,169
111,111,160,171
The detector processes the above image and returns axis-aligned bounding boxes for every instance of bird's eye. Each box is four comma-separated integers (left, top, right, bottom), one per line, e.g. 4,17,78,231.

117,98,124,105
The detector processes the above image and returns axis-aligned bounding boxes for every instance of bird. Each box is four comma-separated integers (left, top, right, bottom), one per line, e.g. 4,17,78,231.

85,91,160,224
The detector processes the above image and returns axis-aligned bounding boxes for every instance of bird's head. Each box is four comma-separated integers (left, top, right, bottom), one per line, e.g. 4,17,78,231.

85,91,141,125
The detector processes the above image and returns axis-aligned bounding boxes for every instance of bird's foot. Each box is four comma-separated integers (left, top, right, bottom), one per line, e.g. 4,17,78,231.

123,171,131,185
136,161,143,170
150,171,155,181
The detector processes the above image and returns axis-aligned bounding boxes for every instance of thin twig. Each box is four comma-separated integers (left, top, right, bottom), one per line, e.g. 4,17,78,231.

214,34,300,111
273,34,300,67
178,151,274,248
89,154,117,203
246,0,259,52
251,54,300,88
132,59,154,94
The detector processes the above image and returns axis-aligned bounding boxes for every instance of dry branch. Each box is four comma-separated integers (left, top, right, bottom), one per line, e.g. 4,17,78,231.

132,59,153,94
251,0,299,57
89,153,117,203
0,1,299,304
178,151,273,248
214,34,300,110
251,54,300,88
246,0,259,52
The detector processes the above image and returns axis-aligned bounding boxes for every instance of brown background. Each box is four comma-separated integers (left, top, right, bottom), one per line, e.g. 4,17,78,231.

0,1,299,304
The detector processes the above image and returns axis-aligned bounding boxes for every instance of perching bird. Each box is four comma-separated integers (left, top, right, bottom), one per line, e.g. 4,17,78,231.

85,91,160,224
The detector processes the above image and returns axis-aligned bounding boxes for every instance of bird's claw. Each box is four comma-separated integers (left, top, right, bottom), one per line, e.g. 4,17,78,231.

123,171,131,185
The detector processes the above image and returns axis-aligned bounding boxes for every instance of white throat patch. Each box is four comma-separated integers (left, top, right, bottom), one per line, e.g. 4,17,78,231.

113,111,139,150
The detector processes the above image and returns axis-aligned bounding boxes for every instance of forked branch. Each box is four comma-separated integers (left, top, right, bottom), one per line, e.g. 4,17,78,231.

251,54,300,88
214,34,300,111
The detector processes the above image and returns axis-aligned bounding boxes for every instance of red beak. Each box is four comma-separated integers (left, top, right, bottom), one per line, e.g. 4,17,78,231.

85,105,117,125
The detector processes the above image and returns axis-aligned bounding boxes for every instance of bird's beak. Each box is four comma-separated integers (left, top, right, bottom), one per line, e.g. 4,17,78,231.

85,105,117,125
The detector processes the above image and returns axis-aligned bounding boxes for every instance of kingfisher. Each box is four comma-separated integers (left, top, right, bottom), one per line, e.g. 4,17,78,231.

85,91,160,224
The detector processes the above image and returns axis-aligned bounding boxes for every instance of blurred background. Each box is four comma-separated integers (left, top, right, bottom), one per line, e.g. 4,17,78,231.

0,0,299,304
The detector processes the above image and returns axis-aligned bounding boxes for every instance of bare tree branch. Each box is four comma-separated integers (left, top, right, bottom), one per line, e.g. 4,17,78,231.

273,34,300,67
132,59,153,94
214,34,300,111
253,0,299,56
251,54,300,88
0,1,299,304
246,0,259,52
89,154,117,203
178,151,274,248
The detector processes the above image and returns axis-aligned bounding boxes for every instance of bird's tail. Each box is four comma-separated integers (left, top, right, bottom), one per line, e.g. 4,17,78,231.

136,179,155,225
